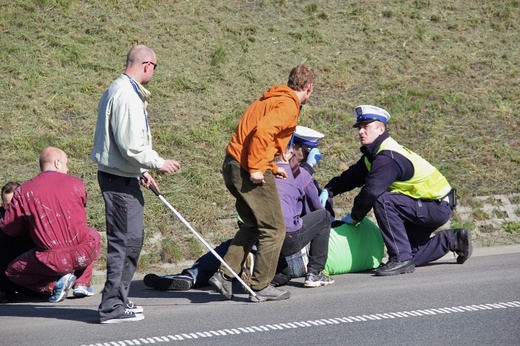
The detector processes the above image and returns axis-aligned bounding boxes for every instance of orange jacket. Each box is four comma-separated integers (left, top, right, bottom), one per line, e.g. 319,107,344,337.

226,85,300,174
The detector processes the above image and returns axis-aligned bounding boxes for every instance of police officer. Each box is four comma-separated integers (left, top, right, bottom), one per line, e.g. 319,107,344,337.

323,105,472,276
291,126,335,217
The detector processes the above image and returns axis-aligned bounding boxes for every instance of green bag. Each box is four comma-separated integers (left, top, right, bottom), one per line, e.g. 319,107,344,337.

323,218,384,275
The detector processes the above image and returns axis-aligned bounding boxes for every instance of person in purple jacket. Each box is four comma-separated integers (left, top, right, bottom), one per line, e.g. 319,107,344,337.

273,145,333,287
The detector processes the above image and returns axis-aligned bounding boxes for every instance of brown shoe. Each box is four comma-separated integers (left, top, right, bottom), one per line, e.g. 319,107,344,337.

249,285,290,302
209,270,233,299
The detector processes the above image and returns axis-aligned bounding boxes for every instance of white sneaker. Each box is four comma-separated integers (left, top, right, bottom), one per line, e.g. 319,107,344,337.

304,272,334,288
126,300,143,314
100,309,145,324
48,273,76,303
72,285,95,298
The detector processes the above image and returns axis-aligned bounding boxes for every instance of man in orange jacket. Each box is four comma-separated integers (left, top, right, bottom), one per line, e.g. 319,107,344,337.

209,65,316,302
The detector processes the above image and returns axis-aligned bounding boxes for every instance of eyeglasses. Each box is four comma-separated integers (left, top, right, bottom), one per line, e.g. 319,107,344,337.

142,61,157,70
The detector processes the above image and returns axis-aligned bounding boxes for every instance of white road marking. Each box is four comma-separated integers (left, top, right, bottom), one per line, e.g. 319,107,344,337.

82,301,520,346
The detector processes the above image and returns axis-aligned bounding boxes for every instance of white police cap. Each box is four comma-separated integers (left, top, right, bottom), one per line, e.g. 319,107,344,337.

353,105,391,128
293,126,324,149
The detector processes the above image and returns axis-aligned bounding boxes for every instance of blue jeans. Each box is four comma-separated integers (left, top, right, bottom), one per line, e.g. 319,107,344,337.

183,240,233,288
183,208,331,286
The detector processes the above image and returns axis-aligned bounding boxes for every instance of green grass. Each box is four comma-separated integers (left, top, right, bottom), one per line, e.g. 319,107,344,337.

1,0,519,269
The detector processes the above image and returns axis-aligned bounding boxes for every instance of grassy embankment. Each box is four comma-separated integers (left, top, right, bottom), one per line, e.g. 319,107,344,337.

1,0,519,271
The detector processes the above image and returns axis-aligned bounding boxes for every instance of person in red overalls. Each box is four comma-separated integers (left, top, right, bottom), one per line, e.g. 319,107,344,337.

2,147,101,303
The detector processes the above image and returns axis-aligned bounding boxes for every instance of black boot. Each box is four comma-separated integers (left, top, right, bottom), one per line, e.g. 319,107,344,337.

143,273,162,288
375,259,415,276
454,229,472,264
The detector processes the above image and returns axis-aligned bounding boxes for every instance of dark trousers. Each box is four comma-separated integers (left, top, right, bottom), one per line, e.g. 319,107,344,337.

184,209,331,286
97,171,144,321
373,192,456,265
0,231,40,300
278,209,331,275
182,239,232,288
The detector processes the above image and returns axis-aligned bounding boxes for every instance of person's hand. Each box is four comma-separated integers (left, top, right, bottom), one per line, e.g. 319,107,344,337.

306,148,322,166
274,166,288,179
250,171,265,185
140,172,160,193
160,159,181,173
342,214,359,225
319,189,329,207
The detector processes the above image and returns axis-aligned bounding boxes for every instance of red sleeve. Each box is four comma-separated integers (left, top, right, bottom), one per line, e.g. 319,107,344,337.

1,189,28,237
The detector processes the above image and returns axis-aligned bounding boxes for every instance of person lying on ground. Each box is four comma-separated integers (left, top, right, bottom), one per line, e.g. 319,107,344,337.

143,217,385,291
145,142,335,292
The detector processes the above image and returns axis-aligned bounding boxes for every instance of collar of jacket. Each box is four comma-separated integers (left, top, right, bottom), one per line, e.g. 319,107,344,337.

360,130,390,163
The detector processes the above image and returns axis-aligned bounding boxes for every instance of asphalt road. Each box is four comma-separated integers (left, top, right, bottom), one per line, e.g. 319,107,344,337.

1,245,519,346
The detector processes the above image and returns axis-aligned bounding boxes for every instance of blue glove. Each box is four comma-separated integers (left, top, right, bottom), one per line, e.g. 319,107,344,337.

342,214,359,225
319,189,329,207
341,214,352,223
306,148,322,166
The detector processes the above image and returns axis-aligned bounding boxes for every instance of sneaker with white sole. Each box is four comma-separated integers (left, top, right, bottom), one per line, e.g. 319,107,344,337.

100,309,145,324
49,273,76,303
303,271,335,288
126,300,143,314
249,284,290,302
72,285,95,298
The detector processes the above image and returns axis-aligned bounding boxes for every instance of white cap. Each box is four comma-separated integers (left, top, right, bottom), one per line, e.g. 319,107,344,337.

293,126,324,149
353,105,391,128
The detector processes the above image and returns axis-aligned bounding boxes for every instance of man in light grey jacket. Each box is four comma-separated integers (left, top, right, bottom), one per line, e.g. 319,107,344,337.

91,45,180,324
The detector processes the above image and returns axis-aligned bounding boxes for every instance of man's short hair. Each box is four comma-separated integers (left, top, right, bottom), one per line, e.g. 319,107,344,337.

1,181,19,204
126,45,154,66
287,64,316,91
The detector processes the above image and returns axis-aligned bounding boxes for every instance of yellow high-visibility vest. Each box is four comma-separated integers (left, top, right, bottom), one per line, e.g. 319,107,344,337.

364,137,451,200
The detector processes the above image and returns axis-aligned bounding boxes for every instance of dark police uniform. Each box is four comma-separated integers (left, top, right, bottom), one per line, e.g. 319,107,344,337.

325,131,459,269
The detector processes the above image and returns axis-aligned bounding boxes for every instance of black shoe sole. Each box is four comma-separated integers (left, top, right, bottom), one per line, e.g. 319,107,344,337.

143,274,160,288
155,277,192,291
375,264,415,276
456,229,473,264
